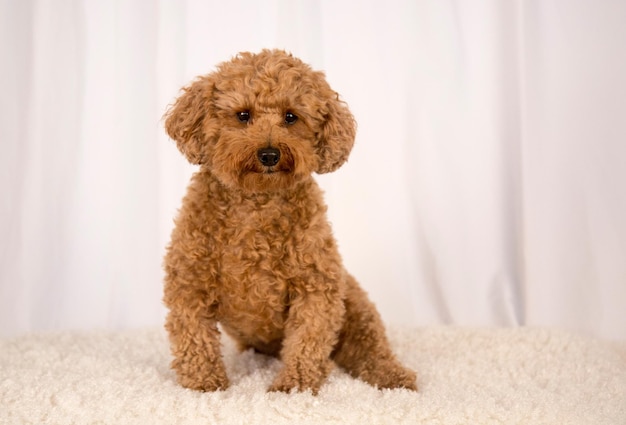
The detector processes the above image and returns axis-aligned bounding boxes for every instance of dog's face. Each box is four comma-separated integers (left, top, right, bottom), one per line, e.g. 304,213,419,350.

164,50,356,192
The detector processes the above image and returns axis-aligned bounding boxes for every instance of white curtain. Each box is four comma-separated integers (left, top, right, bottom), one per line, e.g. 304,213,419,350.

1,0,624,339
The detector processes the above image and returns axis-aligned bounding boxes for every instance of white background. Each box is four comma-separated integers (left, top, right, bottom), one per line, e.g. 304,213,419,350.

1,0,625,339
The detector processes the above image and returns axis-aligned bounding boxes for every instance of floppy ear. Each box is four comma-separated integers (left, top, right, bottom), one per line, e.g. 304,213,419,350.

164,76,217,165
315,93,357,174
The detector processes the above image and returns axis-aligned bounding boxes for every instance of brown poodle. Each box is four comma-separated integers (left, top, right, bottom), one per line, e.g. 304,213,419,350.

163,49,417,394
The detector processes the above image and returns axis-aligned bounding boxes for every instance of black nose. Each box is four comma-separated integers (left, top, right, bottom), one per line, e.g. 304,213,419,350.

257,147,281,167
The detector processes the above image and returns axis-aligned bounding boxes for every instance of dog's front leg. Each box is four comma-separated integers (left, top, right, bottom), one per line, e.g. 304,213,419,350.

269,278,345,395
164,249,229,393
165,305,229,392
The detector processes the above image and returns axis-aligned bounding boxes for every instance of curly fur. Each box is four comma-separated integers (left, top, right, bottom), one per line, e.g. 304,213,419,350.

163,49,417,394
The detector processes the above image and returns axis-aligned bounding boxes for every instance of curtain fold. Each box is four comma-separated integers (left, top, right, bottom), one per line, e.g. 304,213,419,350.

520,0,626,339
1,0,624,339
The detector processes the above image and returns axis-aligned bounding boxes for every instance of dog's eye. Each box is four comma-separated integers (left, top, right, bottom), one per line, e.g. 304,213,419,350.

236,111,251,123
284,112,298,125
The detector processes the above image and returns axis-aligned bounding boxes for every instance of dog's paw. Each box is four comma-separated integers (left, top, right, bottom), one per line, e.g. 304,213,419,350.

268,369,324,395
177,371,230,392
363,364,418,391
384,366,418,391
268,358,333,395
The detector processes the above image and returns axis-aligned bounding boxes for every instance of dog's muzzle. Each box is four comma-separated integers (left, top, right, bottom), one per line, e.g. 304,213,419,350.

257,147,281,167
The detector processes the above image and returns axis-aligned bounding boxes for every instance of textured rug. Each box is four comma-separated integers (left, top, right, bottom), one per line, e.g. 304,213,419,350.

1,326,624,425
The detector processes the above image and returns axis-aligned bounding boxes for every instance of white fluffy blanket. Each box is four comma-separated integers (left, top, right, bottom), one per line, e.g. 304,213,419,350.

1,326,624,425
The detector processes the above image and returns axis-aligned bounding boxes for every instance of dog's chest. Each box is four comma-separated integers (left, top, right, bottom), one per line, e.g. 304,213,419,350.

220,197,303,272
215,195,321,317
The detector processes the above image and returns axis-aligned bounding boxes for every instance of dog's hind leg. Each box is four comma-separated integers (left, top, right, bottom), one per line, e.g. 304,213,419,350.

332,275,417,390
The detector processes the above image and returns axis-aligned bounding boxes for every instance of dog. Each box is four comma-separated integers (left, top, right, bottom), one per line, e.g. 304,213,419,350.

163,49,417,394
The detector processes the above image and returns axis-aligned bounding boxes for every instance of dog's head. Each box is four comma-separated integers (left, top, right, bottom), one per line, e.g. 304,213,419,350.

164,49,356,192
